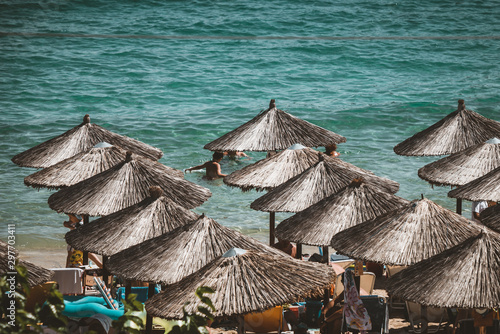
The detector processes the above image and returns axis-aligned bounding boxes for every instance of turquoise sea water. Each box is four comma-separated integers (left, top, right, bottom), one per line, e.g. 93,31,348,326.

1,0,500,253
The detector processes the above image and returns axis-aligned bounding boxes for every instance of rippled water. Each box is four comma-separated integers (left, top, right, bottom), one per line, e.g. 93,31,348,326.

1,0,499,252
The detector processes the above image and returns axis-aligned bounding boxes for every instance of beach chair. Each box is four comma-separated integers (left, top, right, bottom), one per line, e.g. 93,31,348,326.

333,272,376,298
405,301,447,333
385,265,407,310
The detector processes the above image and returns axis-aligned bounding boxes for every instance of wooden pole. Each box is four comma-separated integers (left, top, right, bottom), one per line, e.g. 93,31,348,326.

269,212,276,246
456,198,462,215
145,283,156,334
323,245,330,306
83,215,90,265
125,280,131,299
296,243,302,259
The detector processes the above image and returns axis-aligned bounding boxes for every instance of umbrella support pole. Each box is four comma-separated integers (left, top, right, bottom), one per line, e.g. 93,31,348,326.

322,246,330,306
456,198,462,215
296,243,302,259
82,215,90,265
269,212,276,246
145,282,155,334
237,315,246,334
102,256,109,288
125,280,131,299
421,305,428,334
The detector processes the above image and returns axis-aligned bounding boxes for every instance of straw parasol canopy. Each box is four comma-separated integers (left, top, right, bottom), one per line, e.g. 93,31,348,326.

24,143,182,190
481,204,500,233
387,228,500,309
64,186,200,257
204,99,346,152
275,179,410,246
394,100,500,156
224,144,322,192
330,198,481,266
448,165,500,202
48,151,211,216
418,138,500,187
12,114,163,168
145,248,336,319
0,241,54,286
106,214,287,285
250,155,399,213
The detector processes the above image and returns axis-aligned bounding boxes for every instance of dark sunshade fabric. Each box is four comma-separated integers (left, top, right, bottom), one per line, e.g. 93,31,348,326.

418,138,500,187
24,144,168,190
394,100,500,156
0,241,54,286
48,152,211,216
204,99,346,152
448,166,500,202
387,228,500,309
330,198,481,266
275,179,409,246
12,114,163,168
106,215,287,285
65,186,200,257
224,145,322,192
481,204,500,233
250,155,399,213
145,248,335,319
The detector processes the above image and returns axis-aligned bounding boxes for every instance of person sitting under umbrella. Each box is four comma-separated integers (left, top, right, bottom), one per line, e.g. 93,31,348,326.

185,151,227,180
64,214,102,269
324,143,340,157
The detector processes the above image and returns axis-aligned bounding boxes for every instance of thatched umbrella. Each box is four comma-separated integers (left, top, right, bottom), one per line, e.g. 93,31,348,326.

144,248,335,330
64,186,200,257
24,143,182,190
448,165,500,202
48,151,211,216
250,155,399,213
418,138,500,187
387,228,500,309
481,204,500,232
106,214,286,285
394,100,500,156
0,241,54,287
204,99,346,152
223,144,321,192
330,198,481,266
275,178,410,246
12,114,163,168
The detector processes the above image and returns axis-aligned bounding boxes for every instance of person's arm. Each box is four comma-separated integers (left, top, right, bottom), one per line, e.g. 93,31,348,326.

88,253,103,268
215,162,226,177
185,162,207,173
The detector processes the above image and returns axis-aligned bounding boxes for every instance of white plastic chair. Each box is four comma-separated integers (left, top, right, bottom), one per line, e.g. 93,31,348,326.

386,265,407,310
405,301,447,333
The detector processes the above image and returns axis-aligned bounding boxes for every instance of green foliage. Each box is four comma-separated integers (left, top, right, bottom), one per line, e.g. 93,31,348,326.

169,286,216,334
111,293,145,334
0,263,67,333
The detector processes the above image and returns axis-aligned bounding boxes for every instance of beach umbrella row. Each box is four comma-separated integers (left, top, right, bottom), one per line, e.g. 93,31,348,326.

65,186,200,257
12,114,163,168
48,151,211,216
394,99,500,156
144,248,335,319
448,165,500,202
204,99,346,152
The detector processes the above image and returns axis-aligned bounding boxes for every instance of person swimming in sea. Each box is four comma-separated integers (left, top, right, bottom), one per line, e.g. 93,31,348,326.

185,151,227,180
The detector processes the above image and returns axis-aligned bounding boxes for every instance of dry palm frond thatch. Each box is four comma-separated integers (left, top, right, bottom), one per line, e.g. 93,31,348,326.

330,198,481,266
0,241,54,286
145,248,335,319
250,155,399,213
224,145,322,192
106,215,288,285
65,186,200,256
448,166,500,202
25,144,173,190
387,228,500,309
204,99,346,152
481,204,500,233
275,179,409,246
418,138,500,187
12,114,163,168
48,152,211,216
394,100,500,156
